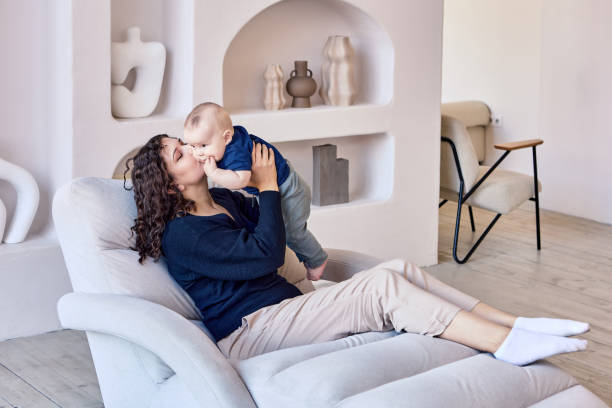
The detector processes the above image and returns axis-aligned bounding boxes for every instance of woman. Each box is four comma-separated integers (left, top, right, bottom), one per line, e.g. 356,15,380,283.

127,134,589,364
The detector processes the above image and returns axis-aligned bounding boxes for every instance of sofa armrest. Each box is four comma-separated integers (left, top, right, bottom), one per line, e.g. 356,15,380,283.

494,139,543,151
57,293,256,408
322,248,383,282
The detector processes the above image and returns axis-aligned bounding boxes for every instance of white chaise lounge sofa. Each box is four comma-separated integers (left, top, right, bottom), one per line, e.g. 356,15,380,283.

53,177,609,408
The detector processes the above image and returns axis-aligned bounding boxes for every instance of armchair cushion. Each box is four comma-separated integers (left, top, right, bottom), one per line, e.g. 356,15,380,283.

442,101,491,163
467,126,486,164
440,166,543,214
441,116,481,193
441,101,491,128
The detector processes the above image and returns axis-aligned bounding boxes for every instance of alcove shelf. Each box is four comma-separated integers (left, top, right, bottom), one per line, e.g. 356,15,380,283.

222,0,394,112
311,197,388,213
275,132,394,209
110,0,194,119
229,103,392,143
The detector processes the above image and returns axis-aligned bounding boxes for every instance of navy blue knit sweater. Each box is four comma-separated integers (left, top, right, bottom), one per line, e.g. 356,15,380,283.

161,189,302,341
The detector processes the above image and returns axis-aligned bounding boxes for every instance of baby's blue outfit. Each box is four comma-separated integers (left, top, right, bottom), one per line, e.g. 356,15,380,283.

218,126,327,268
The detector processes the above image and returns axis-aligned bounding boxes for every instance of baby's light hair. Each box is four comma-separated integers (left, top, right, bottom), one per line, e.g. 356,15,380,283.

184,102,233,134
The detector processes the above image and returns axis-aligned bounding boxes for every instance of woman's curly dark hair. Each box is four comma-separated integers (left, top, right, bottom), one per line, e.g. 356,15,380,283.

124,134,195,263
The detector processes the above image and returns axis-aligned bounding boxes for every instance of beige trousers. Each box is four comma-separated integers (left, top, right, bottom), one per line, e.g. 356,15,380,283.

217,259,480,360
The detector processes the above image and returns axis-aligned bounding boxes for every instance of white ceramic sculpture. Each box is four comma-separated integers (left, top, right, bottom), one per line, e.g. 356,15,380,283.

0,198,6,242
263,64,286,110
0,158,39,244
320,35,357,106
111,27,166,118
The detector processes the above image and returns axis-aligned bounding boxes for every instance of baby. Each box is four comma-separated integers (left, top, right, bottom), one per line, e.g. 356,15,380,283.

183,102,328,280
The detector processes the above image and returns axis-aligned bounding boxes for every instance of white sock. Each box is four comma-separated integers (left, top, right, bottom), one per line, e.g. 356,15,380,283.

514,317,590,337
494,328,587,366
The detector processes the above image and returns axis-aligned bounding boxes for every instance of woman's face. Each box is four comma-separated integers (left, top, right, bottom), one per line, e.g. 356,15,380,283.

160,137,206,189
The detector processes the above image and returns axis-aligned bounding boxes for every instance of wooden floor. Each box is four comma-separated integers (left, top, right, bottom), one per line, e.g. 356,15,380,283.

430,202,612,405
0,330,102,408
0,203,610,407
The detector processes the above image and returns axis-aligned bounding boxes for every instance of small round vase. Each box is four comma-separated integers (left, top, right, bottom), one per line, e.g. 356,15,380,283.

286,61,317,108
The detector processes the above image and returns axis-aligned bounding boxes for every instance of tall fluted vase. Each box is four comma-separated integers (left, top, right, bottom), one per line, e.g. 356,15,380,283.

263,64,286,110
320,36,357,106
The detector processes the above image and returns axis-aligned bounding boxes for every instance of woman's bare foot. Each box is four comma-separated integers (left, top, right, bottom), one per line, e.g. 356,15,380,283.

306,258,328,281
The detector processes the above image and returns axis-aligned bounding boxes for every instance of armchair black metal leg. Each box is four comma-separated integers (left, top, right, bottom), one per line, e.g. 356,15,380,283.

468,206,475,232
532,146,541,250
441,136,505,263
451,198,502,264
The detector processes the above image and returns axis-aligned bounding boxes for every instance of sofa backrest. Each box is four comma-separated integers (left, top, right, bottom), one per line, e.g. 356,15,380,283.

53,177,202,320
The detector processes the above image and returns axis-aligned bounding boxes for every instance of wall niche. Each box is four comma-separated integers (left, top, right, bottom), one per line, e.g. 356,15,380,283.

223,0,394,113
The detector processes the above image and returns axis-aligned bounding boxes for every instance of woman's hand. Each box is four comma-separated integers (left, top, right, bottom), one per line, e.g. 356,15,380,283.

248,142,278,192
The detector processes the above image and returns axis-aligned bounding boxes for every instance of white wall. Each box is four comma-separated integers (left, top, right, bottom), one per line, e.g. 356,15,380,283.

539,0,612,224
0,0,73,341
442,0,543,178
442,0,612,224
0,0,53,237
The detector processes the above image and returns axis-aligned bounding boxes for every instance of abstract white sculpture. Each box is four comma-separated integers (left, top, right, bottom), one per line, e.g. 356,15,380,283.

111,27,166,118
0,198,6,242
0,158,39,244
320,35,357,106
263,64,286,110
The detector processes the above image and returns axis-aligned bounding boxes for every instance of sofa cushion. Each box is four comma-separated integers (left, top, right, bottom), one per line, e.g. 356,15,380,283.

236,332,478,408
53,178,203,319
278,244,315,294
528,385,609,408
337,354,577,408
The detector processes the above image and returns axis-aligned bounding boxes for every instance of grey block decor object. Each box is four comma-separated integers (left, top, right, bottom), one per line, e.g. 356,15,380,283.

313,144,349,206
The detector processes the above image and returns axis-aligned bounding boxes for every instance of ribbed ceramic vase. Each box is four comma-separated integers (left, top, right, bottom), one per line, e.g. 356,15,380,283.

286,61,317,108
263,64,286,110
320,36,356,106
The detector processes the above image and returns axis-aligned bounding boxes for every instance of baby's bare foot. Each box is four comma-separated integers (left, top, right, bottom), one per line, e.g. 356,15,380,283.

306,258,328,281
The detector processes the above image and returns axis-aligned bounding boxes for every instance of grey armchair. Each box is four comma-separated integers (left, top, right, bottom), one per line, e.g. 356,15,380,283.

53,177,607,407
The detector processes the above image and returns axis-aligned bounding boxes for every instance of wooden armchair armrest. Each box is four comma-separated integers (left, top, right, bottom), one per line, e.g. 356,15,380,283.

494,139,543,151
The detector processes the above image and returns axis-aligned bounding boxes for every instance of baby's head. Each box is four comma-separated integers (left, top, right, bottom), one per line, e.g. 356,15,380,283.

183,102,234,161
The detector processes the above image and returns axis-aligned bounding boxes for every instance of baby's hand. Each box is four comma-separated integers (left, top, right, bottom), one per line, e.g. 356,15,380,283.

306,258,328,281
203,157,217,176
191,146,207,162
